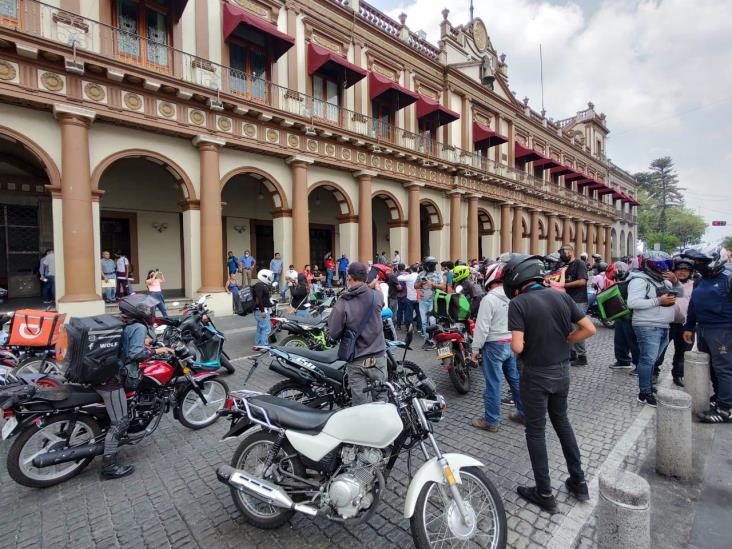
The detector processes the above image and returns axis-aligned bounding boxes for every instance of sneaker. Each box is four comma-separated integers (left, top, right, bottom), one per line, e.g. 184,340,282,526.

571,355,588,367
565,478,590,502
471,417,499,432
516,486,557,513
509,412,525,425
673,376,684,388
421,342,435,350
698,408,732,424
501,396,515,406
629,367,638,376
609,362,633,370
637,392,657,407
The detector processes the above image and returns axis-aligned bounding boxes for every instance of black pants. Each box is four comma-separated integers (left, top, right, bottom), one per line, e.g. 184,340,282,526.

614,317,639,366
654,323,692,377
521,362,585,494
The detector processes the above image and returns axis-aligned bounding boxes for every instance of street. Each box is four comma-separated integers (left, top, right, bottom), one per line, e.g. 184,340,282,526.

0,319,651,548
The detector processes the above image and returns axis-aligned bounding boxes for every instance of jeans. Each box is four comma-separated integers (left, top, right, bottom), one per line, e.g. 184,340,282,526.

346,355,387,405
697,326,732,411
103,275,116,302
116,272,131,297
388,297,398,316
326,269,334,288
272,273,281,294
149,291,168,318
255,310,271,346
338,270,347,286
419,300,432,340
42,275,56,302
295,309,309,318
521,362,585,494
633,325,669,394
654,323,691,377
396,297,408,327
614,317,639,366
571,302,589,357
482,342,524,426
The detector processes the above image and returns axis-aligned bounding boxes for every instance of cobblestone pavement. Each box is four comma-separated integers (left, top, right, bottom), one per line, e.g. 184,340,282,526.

0,321,652,548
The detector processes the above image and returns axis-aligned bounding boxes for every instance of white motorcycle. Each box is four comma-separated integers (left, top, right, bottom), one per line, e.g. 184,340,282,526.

217,373,507,548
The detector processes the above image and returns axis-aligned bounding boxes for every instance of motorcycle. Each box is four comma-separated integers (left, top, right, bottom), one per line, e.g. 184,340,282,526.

1,345,229,488
269,295,337,350
158,295,236,375
427,318,476,395
0,366,63,389
216,376,507,548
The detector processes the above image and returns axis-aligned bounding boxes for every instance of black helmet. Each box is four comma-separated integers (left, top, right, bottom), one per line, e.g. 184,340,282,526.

502,254,546,299
672,255,694,271
423,256,438,272
640,250,673,282
592,253,602,262
118,294,158,325
543,251,562,272
596,261,608,273
607,261,629,281
681,246,727,277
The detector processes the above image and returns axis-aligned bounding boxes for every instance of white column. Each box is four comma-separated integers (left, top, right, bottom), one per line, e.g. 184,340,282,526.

92,201,102,296
429,229,444,261
51,195,65,300
273,215,293,273
182,208,201,299
389,226,408,264
338,222,359,264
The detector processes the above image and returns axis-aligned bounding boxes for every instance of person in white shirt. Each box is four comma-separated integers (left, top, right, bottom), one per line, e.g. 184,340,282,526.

397,266,420,331
115,252,132,298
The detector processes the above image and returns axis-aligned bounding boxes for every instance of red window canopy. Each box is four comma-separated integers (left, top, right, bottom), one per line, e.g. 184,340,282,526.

308,43,367,88
564,171,586,182
514,142,542,163
575,178,596,187
369,73,418,110
550,165,574,176
473,122,508,148
598,186,615,196
620,192,639,206
416,95,460,128
223,3,295,61
533,156,561,170
172,0,189,22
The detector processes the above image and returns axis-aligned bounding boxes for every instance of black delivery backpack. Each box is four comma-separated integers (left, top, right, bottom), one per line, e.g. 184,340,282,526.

63,315,125,384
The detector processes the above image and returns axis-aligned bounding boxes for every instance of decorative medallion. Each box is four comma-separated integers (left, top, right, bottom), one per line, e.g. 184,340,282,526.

370,156,380,168
473,19,488,52
287,134,300,148
217,116,232,132
357,152,366,163
313,34,341,54
243,123,256,138
266,129,279,143
384,158,392,170
39,72,64,92
158,101,175,118
83,81,106,102
232,0,269,18
397,162,404,173
123,92,143,111
372,63,397,81
325,143,335,156
189,109,206,126
341,148,351,161
0,60,17,82
307,139,318,152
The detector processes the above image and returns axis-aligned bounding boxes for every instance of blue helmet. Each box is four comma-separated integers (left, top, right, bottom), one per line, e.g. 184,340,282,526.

381,306,393,319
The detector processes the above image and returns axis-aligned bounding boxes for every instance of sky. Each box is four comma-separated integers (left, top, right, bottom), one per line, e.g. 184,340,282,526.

371,0,732,245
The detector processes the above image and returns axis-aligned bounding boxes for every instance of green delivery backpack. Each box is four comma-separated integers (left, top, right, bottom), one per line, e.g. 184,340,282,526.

596,281,632,321
432,289,471,322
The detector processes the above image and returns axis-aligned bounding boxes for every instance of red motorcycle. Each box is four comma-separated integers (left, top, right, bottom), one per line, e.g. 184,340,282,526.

427,319,476,394
1,346,228,488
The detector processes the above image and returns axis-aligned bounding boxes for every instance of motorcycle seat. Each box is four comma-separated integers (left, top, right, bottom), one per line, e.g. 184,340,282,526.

29,385,101,408
248,394,335,431
276,345,341,364
157,316,182,327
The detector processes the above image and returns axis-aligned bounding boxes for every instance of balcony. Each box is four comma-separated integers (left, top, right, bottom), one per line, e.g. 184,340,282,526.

0,0,617,218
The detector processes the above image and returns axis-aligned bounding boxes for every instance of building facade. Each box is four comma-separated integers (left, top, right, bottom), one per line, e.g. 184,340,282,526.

0,0,638,315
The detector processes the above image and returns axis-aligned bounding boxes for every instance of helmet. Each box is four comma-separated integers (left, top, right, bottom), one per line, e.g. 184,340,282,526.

640,250,673,281
681,245,728,277
118,294,159,326
452,265,471,283
380,306,393,319
423,256,438,272
672,255,694,272
543,252,562,272
580,252,588,261
502,255,546,299
592,253,602,262
257,269,274,285
454,259,466,266
483,262,504,288
606,261,629,281
369,263,390,283
596,261,608,273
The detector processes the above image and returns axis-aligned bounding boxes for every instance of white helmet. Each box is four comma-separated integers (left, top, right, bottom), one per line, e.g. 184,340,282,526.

257,269,274,285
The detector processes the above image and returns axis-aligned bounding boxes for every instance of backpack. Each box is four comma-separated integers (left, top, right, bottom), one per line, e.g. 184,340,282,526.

234,286,255,316
432,290,472,322
60,315,125,384
596,281,631,321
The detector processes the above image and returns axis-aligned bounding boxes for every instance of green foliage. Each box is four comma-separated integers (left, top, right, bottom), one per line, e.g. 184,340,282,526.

666,208,706,247
723,236,732,250
634,157,685,234
644,231,681,253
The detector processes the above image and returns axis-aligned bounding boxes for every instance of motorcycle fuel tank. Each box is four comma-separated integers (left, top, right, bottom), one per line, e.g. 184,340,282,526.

142,360,175,385
286,402,403,462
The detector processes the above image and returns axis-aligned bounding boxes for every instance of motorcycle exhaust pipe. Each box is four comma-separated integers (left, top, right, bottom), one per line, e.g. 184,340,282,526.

32,443,104,468
216,465,317,516
269,361,317,385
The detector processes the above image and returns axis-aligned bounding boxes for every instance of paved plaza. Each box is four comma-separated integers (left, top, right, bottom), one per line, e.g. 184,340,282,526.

0,320,655,548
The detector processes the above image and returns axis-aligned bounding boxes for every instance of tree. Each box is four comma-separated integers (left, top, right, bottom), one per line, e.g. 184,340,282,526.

723,236,732,250
648,157,685,233
666,207,706,248
644,231,680,253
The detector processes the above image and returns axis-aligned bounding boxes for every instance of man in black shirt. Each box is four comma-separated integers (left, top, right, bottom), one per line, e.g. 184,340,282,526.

559,244,590,366
504,254,596,513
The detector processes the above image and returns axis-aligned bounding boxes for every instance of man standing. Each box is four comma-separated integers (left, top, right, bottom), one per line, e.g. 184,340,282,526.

115,251,131,298
324,253,336,288
504,254,595,513
39,249,56,304
395,263,408,330
392,250,401,267
227,251,240,277
101,250,117,303
377,251,388,265
240,250,256,286
327,262,386,405
397,265,419,332
270,252,283,297
337,253,349,286
414,257,442,348
252,269,274,346
559,244,590,366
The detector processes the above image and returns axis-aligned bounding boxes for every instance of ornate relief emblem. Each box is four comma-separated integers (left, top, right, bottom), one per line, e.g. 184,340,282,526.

158,101,175,118
307,139,318,152
123,92,143,111
0,60,17,82
287,134,300,148
313,34,341,54
325,143,335,156
341,148,351,161
372,64,397,81
266,129,279,142
243,124,256,138
370,156,380,168
473,19,488,52
397,162,404,173
384,158,392,170
217,116,233,132
357,152,366,163
40,72,64,92
416,84,438,100
83,82,106,102
189,109,205,126
232,0,270,18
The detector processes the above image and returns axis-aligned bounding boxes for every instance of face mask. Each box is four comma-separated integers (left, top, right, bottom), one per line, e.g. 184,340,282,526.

559,250,570,262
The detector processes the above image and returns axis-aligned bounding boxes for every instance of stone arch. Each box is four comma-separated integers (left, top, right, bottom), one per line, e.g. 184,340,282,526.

91,149,196,200
620,229,626,256
521,217,529,238
555,220,563,242
309,181,354,216
477,208,495,235
538,218,547,239
626,231,634,256
221,166,289,210
419,198,443,228
0,124,61,188
611,227,618,257
372,190,404,223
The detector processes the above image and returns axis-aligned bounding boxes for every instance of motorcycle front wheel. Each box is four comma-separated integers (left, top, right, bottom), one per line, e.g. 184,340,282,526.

12,356,62,377
280,335,310,349
411,466,507,549
177,379,229,429
447,351,471,395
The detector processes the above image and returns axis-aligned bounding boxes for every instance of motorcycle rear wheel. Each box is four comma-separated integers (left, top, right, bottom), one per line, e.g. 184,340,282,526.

268,380,325,408
230,430,306,529
447,351,471,394
12,356,62,377
280,335,310,349
7,413,101,488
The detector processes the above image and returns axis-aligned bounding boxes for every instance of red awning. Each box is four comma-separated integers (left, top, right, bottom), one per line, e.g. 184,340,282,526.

575,178,596,187
514,142,542,162
223,3,295,61
416,95,460,127
172,0,189,21
564,171,586,181
473,122,508,148
308,43,367,88
620,192,639,206
533,156,561,170
369,72,419,109
598,186,615,196
550,165,574,176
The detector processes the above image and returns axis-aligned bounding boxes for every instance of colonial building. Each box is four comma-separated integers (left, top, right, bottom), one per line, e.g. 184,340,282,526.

0,0,638,315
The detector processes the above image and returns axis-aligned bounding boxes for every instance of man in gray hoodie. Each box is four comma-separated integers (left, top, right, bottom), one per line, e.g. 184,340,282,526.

627,250,683,407
470,262,524,431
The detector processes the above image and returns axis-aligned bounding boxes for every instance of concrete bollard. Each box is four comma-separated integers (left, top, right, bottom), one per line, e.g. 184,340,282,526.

597,469,651,549
656,387,693,479
684,350,711,416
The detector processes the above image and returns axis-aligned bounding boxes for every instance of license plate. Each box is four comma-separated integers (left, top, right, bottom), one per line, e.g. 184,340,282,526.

436,345,453,360
2,416,17,440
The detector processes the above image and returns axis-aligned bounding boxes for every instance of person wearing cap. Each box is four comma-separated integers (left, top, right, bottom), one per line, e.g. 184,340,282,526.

327,262,387,405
